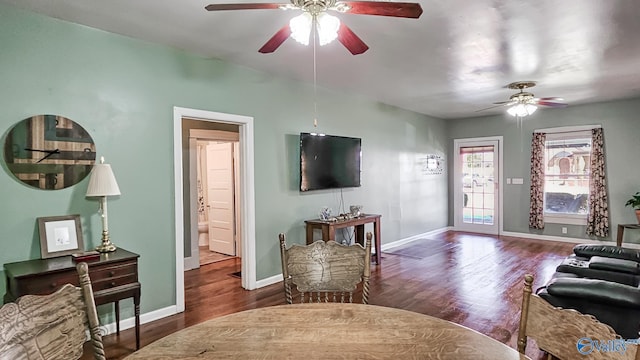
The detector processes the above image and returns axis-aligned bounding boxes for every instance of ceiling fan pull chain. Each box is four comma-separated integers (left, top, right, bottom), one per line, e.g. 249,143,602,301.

313,18,319,128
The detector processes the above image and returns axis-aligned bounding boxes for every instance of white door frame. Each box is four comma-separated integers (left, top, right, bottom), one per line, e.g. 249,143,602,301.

453,136,503,235
173,106,256,313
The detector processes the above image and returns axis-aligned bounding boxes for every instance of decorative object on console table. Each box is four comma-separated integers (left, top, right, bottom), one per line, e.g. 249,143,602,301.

349,205,362,217
625,191,640,224
2,114,96,190
319,206,332,221
3,248,142,350
86,156,121,253
37,214,84,259
71,250,101,262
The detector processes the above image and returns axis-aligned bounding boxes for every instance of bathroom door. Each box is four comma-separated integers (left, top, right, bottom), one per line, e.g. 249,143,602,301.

206,142,236,255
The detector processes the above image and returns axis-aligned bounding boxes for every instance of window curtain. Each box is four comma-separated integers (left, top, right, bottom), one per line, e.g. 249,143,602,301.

586,128,609,237
529,133,546,229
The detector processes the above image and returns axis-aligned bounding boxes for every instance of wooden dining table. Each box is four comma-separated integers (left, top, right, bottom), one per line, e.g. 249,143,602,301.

124,303,530,359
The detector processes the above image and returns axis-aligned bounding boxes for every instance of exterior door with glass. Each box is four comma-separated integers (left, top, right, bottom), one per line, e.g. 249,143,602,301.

454,138,501,235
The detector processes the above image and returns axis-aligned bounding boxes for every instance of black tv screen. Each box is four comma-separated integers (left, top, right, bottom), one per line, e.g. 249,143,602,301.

300,133,361,192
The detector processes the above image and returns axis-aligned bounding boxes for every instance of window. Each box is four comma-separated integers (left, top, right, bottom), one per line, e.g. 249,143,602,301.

543,130,592,224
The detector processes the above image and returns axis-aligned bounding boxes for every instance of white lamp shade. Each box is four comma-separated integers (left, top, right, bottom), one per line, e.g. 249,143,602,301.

290,13,312,45
317,13,340,46
86,163,121,197
507,103,537,117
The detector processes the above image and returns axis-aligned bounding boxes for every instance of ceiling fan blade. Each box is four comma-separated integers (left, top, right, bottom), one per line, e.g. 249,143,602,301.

258,25,292,53
492,100,515,105
475,102,515,112
205,3,286,11
536,100,568,108
339,1,423,18
538,97,564,101
337,23,369,55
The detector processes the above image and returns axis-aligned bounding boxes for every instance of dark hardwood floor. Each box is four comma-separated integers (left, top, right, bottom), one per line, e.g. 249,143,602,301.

86,231,576,359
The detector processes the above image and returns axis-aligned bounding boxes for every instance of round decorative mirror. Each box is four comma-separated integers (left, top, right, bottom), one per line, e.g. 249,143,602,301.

3,114,96,190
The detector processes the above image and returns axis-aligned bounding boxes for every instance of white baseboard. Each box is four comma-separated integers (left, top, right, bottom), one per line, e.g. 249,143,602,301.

501,230,640,249
256,273,284,288
100,305,178,336
381,226,452,251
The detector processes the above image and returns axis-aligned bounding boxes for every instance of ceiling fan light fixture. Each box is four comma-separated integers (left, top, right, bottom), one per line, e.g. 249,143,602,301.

316,13,340,46
290,12,312,45
507,103,537,117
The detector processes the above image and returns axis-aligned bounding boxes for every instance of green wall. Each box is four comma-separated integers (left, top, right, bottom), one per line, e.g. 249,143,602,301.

448,97,640,243
0,3,448,319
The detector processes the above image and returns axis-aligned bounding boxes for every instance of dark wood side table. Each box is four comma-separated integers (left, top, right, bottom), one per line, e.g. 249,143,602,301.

3,248,141,349
617,224,640,246
305,214,382,264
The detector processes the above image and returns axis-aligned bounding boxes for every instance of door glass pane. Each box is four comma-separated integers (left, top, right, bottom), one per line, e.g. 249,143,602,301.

461,145,495,227
463,208,473,223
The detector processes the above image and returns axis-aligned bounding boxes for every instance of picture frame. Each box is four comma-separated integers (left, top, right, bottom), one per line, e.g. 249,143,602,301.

37,215,84,259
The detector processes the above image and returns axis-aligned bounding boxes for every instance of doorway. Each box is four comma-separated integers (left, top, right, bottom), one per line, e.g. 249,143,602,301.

191,134,241,267
453,137,503,235
173,106,256,314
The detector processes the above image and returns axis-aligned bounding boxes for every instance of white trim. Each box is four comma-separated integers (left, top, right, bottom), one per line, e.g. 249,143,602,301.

172,109,185,312
173,106,257,314
534,124,601,133
184,136,199,271
189,129,239,141
256,274,284,288
99,305,177,336
453,136,503,235
381,226,452,251
499,230,640,249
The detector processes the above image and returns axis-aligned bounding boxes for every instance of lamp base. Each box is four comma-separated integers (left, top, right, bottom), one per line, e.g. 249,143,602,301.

96,230,117,253
96,242,117,253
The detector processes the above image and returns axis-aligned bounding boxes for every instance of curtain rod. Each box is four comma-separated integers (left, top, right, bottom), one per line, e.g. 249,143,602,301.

533,124,601,134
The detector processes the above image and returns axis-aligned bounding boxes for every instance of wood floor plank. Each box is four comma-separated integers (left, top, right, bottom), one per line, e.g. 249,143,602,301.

82,231,577,360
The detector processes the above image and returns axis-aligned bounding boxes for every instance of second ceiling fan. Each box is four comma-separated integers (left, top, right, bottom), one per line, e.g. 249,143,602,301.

205,0,423,55
477,81,568,117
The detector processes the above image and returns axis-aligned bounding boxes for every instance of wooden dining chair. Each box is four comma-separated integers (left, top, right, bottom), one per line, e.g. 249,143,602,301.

0,262,106,360
517,274,639,360
279,232,372,304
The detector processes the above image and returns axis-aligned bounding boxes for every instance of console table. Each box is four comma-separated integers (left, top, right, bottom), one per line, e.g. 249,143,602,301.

617,223,640,246
305,214,381,264
3,248,141,349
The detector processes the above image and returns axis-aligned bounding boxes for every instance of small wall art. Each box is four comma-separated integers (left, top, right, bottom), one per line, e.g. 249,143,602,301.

37,214,84,259
422,154,444,175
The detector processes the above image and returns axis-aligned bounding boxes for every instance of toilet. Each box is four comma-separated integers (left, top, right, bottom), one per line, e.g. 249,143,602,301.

198,222,208,247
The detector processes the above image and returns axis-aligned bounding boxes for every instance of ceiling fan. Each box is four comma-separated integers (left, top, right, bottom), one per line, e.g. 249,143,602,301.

205,0,423,55
477,81,568,117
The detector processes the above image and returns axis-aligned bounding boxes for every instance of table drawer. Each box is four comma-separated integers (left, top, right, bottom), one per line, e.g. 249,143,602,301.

90,261,137,282
92,273,138,291
20,272,79,295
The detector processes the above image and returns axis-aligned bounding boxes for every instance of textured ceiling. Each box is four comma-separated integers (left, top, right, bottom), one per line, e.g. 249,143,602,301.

3,0,640,119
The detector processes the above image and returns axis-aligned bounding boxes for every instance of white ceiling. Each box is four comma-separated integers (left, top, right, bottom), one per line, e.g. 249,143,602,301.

4,0,640,119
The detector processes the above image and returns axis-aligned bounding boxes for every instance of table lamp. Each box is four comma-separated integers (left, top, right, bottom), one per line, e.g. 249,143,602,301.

86,156,121,253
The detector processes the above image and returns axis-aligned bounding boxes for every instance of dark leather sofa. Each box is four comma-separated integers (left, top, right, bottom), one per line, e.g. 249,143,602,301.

536,244,640,339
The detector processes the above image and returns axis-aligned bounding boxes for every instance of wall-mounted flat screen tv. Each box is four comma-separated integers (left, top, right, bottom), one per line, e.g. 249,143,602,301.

300,132,361,192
